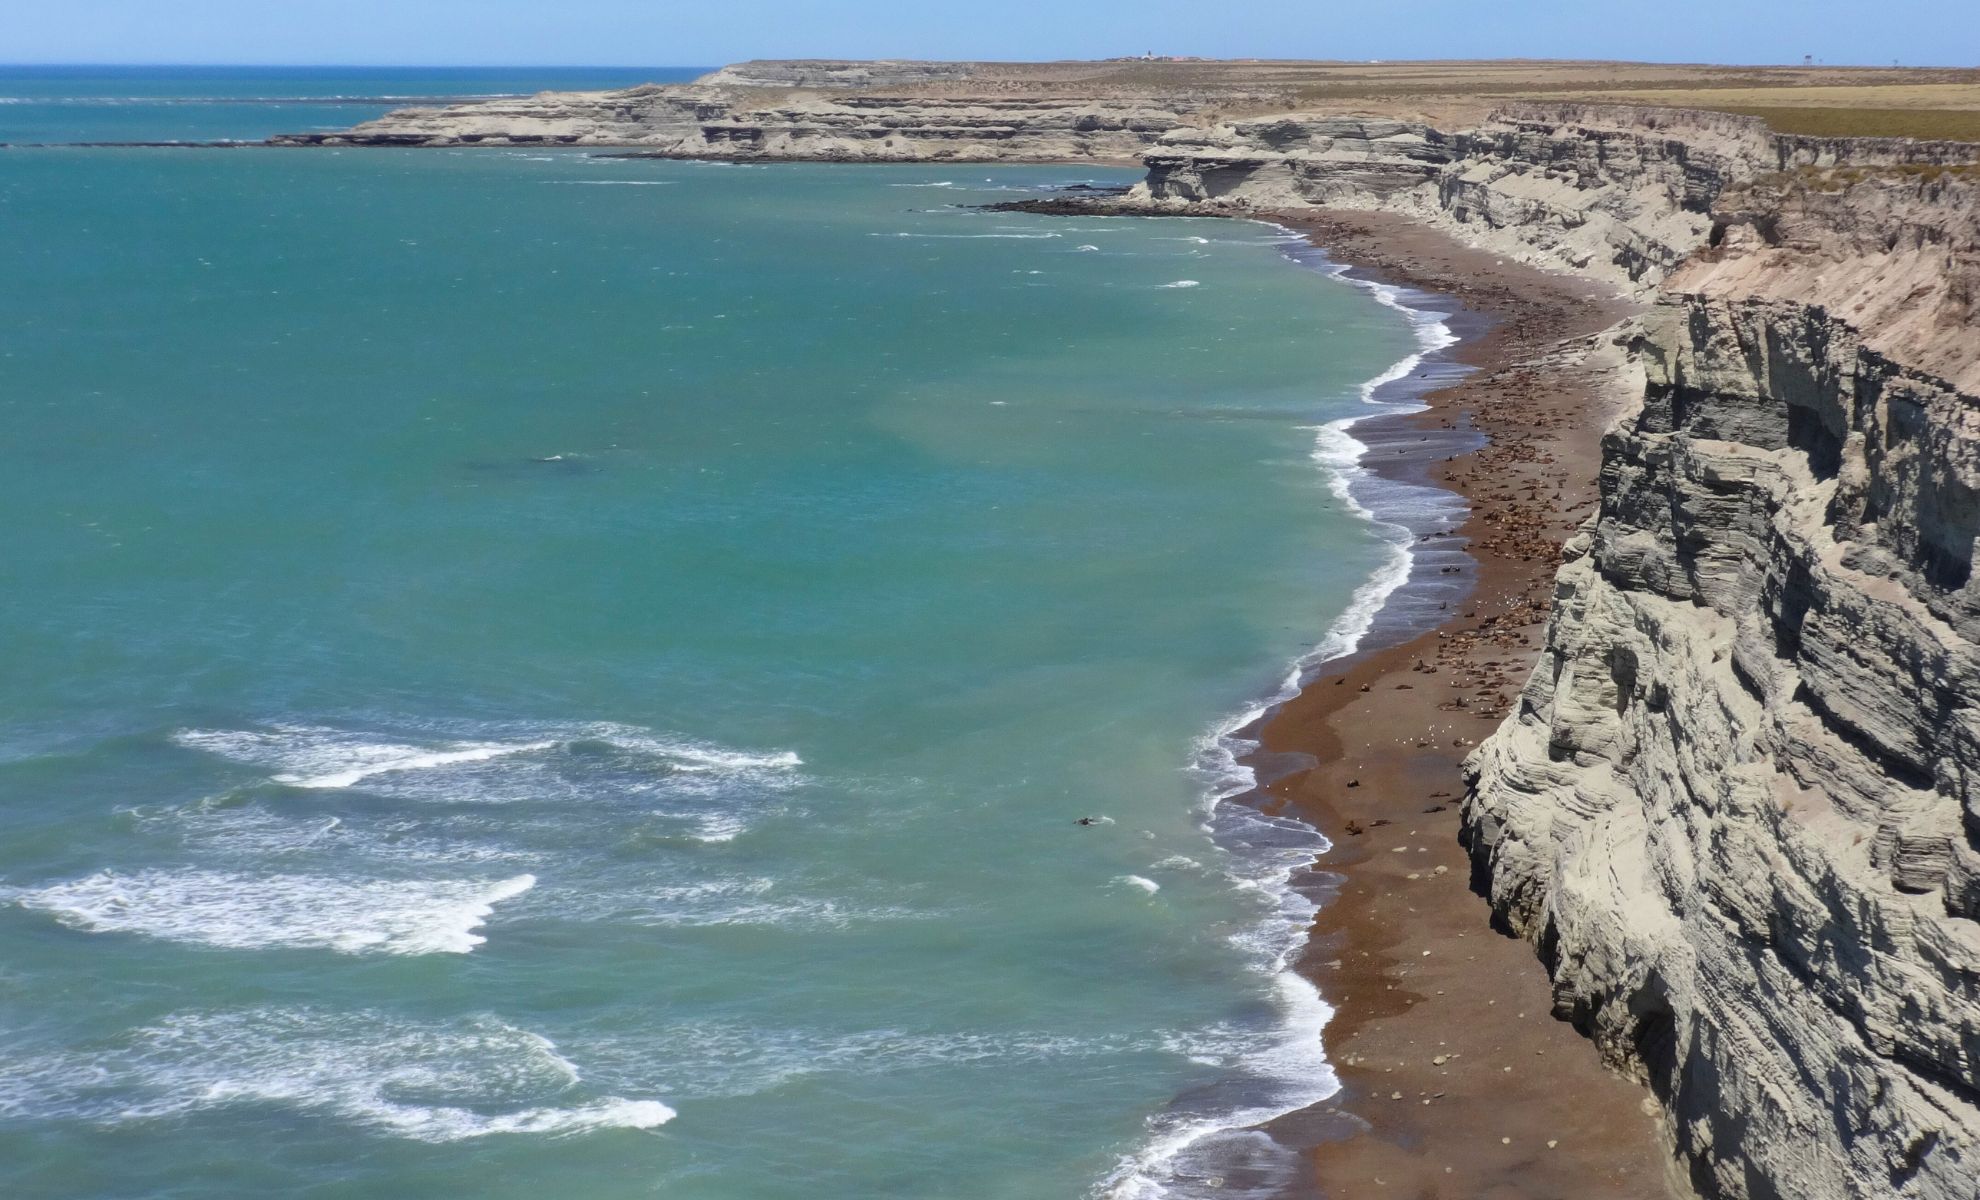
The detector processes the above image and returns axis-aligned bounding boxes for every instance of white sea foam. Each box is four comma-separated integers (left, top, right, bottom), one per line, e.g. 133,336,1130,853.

130,802,535,866
172,720,801,798
1159,280,1201,289
1100,231,1461,1200
1116,875,1161,895
291,742,557,789
0,1008,673,1141
551,875,913,930
1096,814,1340,1199
542,180,674,186
174,726,555,789
12,869,536,954
689,813,749,843
572,1019,1186,1102
875,231,1063,240
601,729,801,773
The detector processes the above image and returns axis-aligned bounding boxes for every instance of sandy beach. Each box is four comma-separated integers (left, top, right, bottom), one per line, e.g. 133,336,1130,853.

990,193,1687,1194
1243,210,1683,1198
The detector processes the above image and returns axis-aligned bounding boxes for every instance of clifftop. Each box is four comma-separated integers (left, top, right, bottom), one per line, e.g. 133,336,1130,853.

692,60,985,88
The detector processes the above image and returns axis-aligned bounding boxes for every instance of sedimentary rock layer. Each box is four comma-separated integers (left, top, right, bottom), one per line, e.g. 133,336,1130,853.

267,62,1242,161
1459,162,1980,1198
1135,104,1980,1195
1131,105,1974,292
1143,93,1980,1200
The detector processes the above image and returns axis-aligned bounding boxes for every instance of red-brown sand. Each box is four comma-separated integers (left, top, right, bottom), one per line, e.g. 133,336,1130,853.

1242,210,1685,1199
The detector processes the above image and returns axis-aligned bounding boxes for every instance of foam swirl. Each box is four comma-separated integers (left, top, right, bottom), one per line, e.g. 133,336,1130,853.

13,870,536,954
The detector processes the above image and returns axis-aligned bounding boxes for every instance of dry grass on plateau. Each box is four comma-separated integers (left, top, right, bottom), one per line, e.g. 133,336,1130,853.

838,61,1980,144
1569,83,1980,140
1718,107,1980,140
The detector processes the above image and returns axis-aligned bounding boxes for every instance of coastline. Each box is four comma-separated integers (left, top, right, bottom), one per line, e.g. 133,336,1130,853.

1240,209,1681,1198
1098,200,1677,1199
1099,217,1486,1200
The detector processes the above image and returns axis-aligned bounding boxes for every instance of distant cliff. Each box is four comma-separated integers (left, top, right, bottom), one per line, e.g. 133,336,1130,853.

267,62,1248,161
1130,104,1973,291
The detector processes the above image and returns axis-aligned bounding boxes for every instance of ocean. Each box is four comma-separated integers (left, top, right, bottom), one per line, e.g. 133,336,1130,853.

0,69,1451,1200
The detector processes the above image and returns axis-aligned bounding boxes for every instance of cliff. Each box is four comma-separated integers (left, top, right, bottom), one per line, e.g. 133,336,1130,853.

267,62,1254,161
1025,101,1980,1197
1130,105,1974,293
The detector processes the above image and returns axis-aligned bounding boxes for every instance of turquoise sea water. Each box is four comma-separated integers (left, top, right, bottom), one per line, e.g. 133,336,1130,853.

0,72,1433,1200
0,66,704,144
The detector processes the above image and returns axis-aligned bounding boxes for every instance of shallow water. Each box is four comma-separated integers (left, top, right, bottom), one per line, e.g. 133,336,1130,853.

0,71,1433,1200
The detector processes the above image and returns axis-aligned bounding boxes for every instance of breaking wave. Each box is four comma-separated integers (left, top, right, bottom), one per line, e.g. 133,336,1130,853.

1098,228,1463,1200
0,1008,673,1141
172,720,800,795
11,870,536,954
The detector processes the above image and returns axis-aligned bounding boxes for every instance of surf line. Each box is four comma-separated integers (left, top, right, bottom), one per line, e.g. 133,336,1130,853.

1099,223,1472,1200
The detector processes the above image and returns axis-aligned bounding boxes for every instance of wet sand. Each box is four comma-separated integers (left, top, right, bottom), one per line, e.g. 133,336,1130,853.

1246,211,1684,1198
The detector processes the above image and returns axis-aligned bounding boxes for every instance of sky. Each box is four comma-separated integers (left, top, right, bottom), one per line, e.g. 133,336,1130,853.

4,0,1976,68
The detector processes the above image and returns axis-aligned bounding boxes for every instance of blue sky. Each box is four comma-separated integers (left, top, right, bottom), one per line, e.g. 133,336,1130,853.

7,0,1976,67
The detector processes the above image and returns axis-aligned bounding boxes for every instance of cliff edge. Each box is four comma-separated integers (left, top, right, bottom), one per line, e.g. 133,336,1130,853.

1460,159,1980,1197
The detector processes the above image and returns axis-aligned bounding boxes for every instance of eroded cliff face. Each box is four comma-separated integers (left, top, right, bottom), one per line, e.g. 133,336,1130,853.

273,86,1206,161
267,63,1232,162
1461,165,1980,1197
1131,105,1975,292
